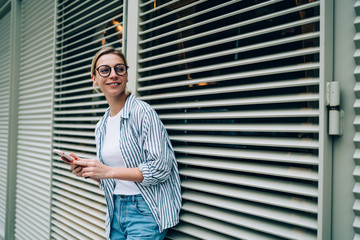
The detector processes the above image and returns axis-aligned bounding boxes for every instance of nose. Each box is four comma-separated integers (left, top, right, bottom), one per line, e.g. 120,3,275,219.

109,67,118,78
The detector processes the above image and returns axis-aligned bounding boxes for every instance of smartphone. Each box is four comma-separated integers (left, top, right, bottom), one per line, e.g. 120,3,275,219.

53,149,74,163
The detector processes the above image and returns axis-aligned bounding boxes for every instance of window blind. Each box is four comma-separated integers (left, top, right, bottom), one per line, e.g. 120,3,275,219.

137,0,321,239
0,10,11,239
53,0,125,238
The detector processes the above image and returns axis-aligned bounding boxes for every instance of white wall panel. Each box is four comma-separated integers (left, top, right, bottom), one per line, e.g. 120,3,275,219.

0,11,11,239
354,1,360,239
14,0,55,239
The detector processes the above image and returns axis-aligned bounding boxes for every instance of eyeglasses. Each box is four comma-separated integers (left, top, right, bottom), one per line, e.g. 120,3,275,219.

95,64,128,77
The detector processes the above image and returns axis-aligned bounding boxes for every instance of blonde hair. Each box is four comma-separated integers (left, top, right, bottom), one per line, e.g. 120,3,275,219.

91,47,130,94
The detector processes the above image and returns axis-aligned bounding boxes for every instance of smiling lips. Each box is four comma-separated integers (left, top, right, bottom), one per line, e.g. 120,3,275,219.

106,82,121,86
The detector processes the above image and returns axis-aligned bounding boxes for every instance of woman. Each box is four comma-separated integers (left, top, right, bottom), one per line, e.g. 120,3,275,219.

69,47,182,240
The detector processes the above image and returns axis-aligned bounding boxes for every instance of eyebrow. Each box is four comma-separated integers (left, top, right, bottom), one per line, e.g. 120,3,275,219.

97,63,126,67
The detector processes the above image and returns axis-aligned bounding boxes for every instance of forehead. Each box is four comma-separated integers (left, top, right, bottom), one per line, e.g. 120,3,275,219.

97,53,124,67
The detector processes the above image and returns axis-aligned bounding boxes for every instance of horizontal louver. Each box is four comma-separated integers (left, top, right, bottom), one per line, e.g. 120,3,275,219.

52,0,125,238
138,0,320,239
0,10,11,239
14,0,55,239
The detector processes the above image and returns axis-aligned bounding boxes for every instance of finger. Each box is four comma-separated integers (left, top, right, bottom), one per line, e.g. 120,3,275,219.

70,152,79,160
73,167,82,174
61,156,72,164
72,160,87,166
70,163,81,171
82,169,91,178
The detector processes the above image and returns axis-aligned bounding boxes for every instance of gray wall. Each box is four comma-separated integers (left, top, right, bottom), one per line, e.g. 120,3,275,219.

333,0,356,239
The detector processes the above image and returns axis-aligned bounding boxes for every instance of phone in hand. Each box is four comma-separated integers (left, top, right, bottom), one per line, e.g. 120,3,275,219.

53,149,74,163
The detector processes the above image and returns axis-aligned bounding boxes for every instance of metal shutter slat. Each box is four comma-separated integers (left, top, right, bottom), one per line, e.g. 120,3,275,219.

54,79,92,89
174,146,318,165
14,0,54,239
138,48,319,81
138,63,319,87
171,134,318,149
140,0,313,45
51,218,90,240
138,72,318,93
57,1,120,30
182,202,316,240
181,179,317,213
160,109,319,120
53,130,94,137
152,94,319,110
139,0,179,17
172,221,238,240
179,168,317,197
140,21,319,61
139,0,207,29
0,11,10,237
182,190,317,229
139,1,319,46
52,200,105,227
57,8,122,44
165,123,319,133
52,190,106,214
157,59,313,88
53,116,102,122
53,136,95,145
51,208,105,239
140,0,243,35
139,31,319,70
177,157,318,180
178,213,278,240
57,0,90,19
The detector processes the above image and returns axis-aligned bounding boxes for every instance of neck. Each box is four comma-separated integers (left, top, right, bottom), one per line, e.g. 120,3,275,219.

106,93,129,117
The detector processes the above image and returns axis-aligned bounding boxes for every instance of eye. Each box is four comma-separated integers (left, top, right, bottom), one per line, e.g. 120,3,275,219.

98,66,110,74
115,65,126,72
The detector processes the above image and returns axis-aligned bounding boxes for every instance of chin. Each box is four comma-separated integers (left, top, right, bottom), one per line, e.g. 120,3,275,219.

105,90,126,97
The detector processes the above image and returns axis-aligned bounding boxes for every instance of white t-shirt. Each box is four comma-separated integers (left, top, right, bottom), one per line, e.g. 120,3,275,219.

101,110,140,195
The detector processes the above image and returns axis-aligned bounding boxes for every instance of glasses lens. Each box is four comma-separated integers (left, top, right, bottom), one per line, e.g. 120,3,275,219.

98,66,110,77
115,64,127,75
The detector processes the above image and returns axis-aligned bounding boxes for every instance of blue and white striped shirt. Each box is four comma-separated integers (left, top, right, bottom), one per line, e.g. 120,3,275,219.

95,94,182,239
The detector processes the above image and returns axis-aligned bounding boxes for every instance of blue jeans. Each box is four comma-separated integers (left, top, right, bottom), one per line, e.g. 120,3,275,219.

110,194,167,240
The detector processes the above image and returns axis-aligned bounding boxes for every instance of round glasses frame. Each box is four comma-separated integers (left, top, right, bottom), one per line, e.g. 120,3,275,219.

95,64,128,77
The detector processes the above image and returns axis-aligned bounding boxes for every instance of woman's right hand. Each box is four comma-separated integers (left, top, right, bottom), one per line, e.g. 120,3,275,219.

71,163,84,177
63,152,84,177
68,152,101,184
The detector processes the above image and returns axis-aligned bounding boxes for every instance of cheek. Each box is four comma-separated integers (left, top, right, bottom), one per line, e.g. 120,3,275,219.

93,76,104,86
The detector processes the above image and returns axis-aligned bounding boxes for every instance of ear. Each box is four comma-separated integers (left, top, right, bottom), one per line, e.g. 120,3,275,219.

92,75,98,85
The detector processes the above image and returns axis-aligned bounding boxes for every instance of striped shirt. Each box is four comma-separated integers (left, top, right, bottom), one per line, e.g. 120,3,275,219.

95,94,182,239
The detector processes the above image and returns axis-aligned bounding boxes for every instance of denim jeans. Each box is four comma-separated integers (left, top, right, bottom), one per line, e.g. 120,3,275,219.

110,194,168,240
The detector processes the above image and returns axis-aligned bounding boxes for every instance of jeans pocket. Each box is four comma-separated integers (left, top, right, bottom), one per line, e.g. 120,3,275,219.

134,199,152,216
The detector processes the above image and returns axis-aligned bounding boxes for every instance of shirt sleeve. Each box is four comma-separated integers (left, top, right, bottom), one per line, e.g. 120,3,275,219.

138,108,175,186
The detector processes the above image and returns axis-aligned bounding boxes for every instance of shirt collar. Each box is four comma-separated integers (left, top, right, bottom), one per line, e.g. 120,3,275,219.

102,93,135,121
120,93,135,119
